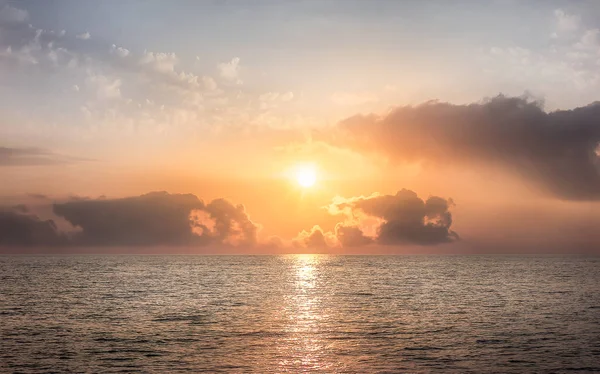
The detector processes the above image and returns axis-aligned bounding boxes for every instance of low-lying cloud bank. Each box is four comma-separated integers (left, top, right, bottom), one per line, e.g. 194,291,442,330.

329,95,600,200
294,189,457,249
0,192,259,249
0,189,457,250
53,192,258,246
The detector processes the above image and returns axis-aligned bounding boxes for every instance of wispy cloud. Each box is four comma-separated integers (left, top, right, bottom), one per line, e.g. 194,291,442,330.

554,9,580,32
0,147,88,166
217,57,242,84
75,31,91,40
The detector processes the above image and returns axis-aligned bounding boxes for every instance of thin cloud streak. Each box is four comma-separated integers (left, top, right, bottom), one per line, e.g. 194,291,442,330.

0,147,89,166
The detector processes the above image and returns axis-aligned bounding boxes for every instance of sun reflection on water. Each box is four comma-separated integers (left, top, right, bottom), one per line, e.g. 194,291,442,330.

277,254,333,372
296,254,317,290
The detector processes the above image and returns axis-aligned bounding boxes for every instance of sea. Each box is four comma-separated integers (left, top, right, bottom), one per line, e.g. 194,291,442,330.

1,255,599,373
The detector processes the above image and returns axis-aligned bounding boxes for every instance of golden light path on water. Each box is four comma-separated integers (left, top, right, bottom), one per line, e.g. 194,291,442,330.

278,254,331,372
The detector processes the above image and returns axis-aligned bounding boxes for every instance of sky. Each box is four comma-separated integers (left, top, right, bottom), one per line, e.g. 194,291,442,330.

1,0,600,253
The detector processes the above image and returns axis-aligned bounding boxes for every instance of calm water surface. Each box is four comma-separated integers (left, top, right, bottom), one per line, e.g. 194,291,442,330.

1,255,600,373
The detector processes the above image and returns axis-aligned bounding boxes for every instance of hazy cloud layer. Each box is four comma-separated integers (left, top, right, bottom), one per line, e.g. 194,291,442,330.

331,96,600,200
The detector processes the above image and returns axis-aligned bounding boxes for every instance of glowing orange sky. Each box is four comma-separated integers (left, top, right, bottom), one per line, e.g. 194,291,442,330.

1,2,600,252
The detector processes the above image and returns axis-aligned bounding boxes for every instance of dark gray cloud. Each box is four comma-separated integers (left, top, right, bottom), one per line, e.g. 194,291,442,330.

335,224,373,247
52,191,259,246
0,207,66,246
329,189,457,246
332,95,600,200
202,199,258,246
53,192,204,246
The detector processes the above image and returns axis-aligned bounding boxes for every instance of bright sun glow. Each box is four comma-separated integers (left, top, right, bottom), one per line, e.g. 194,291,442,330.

296,166,317,188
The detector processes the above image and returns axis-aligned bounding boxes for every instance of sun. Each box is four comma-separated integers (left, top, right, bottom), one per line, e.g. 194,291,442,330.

296,165,317,188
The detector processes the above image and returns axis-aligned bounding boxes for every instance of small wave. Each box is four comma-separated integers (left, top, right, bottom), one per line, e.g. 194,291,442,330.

152,315,207,323
564,367,600,371
476,339,506,344
404,346,443,351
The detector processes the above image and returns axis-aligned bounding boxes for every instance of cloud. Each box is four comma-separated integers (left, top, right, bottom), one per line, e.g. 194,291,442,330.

0,20,94,72
52,191,259,246
140,50,178,73
202,76,217,91
3,188,455,250
554,9,580,32
290,189,457,249
0,3,28,23
293,225,337,248
259,91,294,109
202,198,258,246
0,207,66,247
484,8,600,97
76,31,91,40
0,12,200,96
330,95,600,200
110,44,130,58
0,9,215,109
327,189,458,246
85,73,122,100
575,29,600,50
0,4,263,138
262,235,285,249
53,192,203,246
335,224,373,247
0,147,84,166
217,57,241,82
259,92,294,102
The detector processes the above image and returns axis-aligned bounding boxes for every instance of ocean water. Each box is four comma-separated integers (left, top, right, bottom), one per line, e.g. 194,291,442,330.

1,255,599,373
